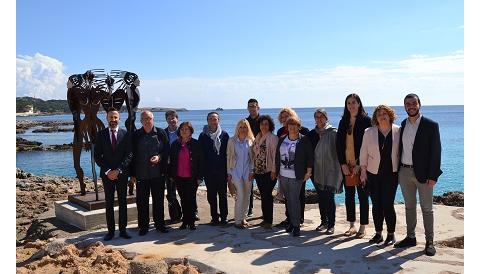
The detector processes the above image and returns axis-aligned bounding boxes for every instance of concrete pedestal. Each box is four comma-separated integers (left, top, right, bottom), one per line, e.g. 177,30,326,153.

55,197,152,230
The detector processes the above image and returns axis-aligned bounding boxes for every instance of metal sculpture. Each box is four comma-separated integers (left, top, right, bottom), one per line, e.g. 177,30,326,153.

67,69,140,199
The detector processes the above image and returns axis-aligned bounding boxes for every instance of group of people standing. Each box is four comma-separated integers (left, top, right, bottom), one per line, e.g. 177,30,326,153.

93,93,442,257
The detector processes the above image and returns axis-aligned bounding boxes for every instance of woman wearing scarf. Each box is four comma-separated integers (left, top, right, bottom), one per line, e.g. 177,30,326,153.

307,109,343,235
227,119,255,229
252,115,278,229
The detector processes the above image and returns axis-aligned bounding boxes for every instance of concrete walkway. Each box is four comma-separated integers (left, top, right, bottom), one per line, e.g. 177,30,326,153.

70,190,464,274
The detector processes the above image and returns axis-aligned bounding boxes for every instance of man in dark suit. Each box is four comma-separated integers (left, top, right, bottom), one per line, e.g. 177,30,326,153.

94,109,133,241
394,93,442,256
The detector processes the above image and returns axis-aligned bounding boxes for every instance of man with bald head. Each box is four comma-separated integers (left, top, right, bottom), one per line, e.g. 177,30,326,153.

130,110,170,236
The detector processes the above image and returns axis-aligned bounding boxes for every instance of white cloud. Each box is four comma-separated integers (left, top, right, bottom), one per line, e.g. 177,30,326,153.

16,53,67,99
140,51,464,109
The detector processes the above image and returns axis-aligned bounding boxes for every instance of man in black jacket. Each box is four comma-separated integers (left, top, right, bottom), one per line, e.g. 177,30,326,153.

245,99,260,217
164,110,184,222
94,109,133,241
130,110,170,236
394,93,442,256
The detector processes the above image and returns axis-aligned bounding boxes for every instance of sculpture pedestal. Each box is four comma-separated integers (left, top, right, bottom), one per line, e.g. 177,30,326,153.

68,191,137,210
55,191,150,230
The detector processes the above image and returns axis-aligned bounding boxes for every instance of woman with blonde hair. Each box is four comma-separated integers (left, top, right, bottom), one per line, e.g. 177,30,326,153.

227,119,255,228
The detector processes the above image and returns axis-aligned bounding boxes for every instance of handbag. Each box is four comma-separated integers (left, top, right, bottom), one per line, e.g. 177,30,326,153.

345,166,360,186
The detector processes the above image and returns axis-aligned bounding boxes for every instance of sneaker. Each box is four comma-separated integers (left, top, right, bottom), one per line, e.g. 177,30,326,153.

316,223,328,232
425,241,436,256
326,227,335,235
394,236,417,248
219,219,228,226
292,226,300,237
369,233,383,244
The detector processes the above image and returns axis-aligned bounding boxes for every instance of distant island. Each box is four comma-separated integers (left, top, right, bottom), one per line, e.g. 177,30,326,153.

16,97,187,116
215,107,224,111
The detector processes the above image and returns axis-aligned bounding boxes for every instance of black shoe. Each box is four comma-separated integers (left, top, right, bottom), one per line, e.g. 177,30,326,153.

189,224,196,230
179,223,187,230
156,226,169,233
280,219,290,226
138,228,148,236
119,231,132,239
425,241,436,256
369,233,383,244
209,219,220,226
195,214,200,221
103,232,114,241
285,224,294,233
384,234,396,246
219,219,228,226
292,226,300,237
394,236,417,248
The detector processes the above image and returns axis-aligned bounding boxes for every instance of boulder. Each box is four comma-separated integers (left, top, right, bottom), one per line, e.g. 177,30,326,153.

128,254,169,274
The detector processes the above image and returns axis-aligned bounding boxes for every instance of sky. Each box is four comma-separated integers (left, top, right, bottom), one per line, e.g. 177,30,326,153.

16,0,464,109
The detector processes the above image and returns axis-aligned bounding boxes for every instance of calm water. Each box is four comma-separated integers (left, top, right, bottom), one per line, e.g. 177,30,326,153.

17,105,464,203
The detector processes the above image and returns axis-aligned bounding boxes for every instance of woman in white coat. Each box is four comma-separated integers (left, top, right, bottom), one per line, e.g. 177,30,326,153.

360,105,401,246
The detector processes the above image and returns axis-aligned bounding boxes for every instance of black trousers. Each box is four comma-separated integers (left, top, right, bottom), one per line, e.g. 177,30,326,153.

204,170,228,221
136,176,165,230
175,177,198,225
344,180,369,225
248,183,254,214
165,178,183,220
255,172,277,224
368,171,398,233
102,176,128,233
314,185,336,229
285,181,306,223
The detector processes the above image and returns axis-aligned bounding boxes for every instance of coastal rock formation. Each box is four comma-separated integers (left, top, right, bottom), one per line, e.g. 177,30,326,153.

16,169,101,243
16,120,74,132
32,126,74,133
433,191,464,207
16,137,75,152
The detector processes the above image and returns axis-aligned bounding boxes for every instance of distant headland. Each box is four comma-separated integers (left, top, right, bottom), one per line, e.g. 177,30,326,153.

16,97,187,116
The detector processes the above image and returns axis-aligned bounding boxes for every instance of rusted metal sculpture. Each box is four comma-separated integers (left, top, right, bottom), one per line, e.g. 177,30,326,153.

67,69,140,199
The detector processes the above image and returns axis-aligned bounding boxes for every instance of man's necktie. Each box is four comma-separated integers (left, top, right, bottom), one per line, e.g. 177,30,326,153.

111,129,117,152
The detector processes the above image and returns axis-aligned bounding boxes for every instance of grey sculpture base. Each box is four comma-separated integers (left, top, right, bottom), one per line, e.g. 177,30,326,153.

55,197,152,230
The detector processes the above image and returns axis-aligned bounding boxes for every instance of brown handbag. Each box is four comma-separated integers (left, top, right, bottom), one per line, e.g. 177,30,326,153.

345,166,360,186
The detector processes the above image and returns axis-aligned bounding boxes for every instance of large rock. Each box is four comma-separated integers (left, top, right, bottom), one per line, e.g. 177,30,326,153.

433,191,464,207
128,254,169,274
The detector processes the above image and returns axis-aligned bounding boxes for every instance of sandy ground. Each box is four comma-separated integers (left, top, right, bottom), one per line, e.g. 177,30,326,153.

27,186,463,274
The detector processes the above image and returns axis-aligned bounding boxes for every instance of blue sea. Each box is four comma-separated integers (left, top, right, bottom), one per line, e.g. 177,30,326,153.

16,105,464,203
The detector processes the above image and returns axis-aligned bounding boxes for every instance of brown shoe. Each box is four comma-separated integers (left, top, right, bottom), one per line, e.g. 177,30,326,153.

355,231,366,239
344,227,357,236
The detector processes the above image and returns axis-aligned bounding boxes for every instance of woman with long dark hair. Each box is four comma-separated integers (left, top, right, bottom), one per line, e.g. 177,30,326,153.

336,93,371,238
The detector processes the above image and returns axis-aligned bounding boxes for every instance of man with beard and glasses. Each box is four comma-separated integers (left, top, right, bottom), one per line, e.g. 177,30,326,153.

394,93,442,256
94,108,133,241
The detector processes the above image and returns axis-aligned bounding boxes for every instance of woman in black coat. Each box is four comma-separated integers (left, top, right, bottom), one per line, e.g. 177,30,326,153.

336,93,372,238
169,121,204,230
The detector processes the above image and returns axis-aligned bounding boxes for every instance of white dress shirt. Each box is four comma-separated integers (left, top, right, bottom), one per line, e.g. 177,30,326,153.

401,115,422,165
